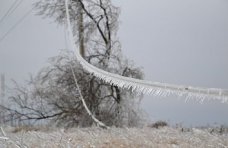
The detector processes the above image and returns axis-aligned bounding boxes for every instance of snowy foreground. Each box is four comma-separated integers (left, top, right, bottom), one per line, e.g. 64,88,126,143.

0,126,228,148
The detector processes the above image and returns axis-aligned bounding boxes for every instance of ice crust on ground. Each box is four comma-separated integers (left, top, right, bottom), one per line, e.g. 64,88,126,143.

0,127,227,147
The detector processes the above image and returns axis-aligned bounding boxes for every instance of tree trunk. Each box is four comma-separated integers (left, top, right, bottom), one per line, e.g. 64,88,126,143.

78,4,85,58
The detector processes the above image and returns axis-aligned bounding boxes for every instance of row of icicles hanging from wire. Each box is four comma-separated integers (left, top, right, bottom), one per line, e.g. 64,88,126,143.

64,0,228,103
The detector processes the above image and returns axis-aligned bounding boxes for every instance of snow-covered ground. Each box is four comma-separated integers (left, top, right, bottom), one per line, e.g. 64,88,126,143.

0,126,227,148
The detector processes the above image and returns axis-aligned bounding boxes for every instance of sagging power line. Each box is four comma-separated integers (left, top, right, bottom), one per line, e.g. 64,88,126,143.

64,0,228,102
0,0,24,25
0,8,33,43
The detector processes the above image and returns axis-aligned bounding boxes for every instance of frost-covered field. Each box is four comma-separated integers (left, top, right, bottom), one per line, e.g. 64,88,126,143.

0,126,228,148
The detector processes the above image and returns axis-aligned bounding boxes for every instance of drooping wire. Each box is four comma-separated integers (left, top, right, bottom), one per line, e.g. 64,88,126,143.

0,8,33,43
64,0,228,102
64,22,108,129
0,0,24,25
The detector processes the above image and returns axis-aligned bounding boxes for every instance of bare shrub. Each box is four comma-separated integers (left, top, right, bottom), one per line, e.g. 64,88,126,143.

149,121,168,129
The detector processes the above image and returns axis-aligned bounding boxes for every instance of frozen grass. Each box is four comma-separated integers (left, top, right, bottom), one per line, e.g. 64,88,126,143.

0,126,228,148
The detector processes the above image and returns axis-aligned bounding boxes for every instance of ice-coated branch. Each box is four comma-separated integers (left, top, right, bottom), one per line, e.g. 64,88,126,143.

0,127,22,148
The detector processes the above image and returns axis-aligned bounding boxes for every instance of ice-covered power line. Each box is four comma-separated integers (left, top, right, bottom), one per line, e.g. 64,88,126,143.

0,8,33,43
64,17,108,129
64,0,228,102
0,0,24,25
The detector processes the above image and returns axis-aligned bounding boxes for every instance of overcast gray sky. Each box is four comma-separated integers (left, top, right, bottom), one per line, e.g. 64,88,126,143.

0,0,228,127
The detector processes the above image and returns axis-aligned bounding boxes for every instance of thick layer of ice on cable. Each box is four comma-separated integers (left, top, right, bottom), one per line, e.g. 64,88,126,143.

65,0,228,102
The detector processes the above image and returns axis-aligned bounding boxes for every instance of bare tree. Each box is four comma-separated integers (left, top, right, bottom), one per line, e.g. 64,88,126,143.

2,51,144,127
34,0,119,62
1,0,145,127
